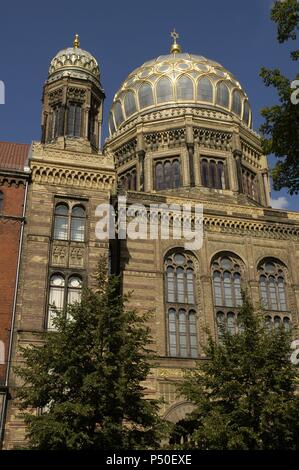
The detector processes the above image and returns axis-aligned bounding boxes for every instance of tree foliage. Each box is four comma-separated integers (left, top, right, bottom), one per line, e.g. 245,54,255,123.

175,294,299,450
260,0,299,194
15,259,164,450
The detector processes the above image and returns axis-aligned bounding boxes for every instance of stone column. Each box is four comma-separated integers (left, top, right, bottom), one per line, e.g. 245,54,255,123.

262,171,271,207
233,150,244,193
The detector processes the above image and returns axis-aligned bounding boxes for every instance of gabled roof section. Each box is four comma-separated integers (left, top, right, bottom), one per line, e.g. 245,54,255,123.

0,141,30,172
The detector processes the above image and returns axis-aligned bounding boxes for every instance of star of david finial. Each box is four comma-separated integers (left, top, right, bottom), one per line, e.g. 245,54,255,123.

170,28,182,54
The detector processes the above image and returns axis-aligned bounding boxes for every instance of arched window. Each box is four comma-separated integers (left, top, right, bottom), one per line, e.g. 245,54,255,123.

54,203,86,241
155,162,164,190
54,204,69,240
243,101,250,126
50,105,64,140
124,91,137,117
232,90,242,116
258,260,287,311
119,167,137,191
165,252,198,358
48,274,65,329
264,314,291,333
176,75,194,100
201,158,227,189
67,103,81,137
201,159,209,187
216,82,229,108
209,160,217,188
0,191,3,212
67,276,82,305
113,101,124,128
212,254,243,337
156,77,173,103
138,83,154,108
109,112,116,134
71,206,86,242
197,77,213,102
242,168,258,201
154,159,181,190
48,273,82,330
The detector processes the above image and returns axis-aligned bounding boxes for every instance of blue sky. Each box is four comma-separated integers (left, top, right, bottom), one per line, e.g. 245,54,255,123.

0,0,298,211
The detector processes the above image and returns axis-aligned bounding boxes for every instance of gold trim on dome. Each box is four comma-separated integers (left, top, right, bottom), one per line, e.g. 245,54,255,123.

109,50,252,135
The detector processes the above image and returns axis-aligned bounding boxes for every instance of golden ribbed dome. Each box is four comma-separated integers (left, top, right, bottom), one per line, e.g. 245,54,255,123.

48,35,100,85
109,52,252,135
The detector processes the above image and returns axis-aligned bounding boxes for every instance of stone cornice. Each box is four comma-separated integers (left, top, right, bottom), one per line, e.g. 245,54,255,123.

31,142,114,171
105,106,261,149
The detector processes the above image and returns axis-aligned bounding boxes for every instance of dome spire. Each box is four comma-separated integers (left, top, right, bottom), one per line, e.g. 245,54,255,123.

170,29,182,54
73,33,80,49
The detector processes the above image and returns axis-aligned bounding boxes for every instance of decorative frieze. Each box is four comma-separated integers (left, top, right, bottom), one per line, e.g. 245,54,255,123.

114,139,137,167
31,164,114,189
241,140,262,170
144,128,185,151
193,127,232,151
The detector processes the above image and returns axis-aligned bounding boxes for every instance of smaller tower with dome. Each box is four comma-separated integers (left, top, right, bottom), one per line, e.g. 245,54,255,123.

41,34,105,152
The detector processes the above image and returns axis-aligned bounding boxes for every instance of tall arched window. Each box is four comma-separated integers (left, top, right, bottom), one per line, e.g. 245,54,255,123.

232,90,242,116
200,158,227,189
138,83,154,108
71,206,86,242
119,167,137,191
124,91,137,117
216,82,229,108
54,204,69,240
50,105,64,140
197,77,213,102
67,103,81,137
154,158,181,190
54,203,86,242
258,260,287,311
109,112,116,134
48,274,65,330
113,101,125,128
165,252,198,357
0,191,3,212
176,75,194,100
156,77,173,103
48,273,82,329
212,253,243,337
243,101,251,126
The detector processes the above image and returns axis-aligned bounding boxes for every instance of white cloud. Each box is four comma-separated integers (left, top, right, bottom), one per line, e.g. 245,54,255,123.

270,196,289,209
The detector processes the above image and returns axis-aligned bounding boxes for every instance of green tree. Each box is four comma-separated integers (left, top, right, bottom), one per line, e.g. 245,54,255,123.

175,294,299,450
15,259,164,450
260,0,299,194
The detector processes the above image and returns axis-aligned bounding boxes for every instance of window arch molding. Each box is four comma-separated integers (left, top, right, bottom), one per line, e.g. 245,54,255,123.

163,249,199,358
162,247,199,271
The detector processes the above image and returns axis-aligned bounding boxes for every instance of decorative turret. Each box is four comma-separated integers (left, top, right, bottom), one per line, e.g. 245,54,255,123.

41,34,105,152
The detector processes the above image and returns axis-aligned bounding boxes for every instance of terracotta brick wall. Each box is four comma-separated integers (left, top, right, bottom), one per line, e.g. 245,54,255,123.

0,182,25,381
